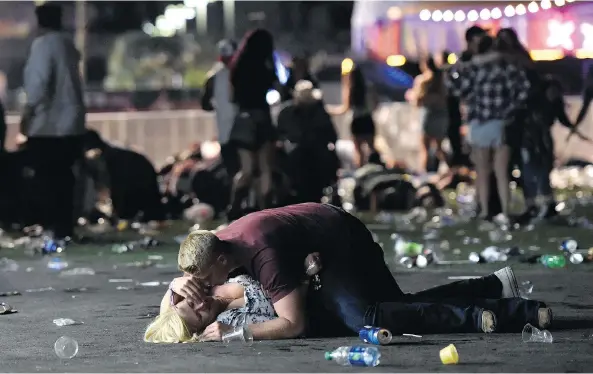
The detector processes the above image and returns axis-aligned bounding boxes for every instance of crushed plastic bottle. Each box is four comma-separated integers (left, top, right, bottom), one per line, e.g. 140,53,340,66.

59,268,95,276
560,240,578,253
480,246,508,263
520,281,534,297
47,258,69,271
325,346,381,367
0,258,19,272
488,229,512,243
53,318,83,326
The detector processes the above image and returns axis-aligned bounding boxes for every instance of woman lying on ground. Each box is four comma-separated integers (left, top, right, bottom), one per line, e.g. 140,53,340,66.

144,254,321,343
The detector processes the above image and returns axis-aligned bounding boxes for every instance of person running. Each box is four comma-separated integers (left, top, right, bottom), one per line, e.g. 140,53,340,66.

328,65,377,167
169,202,552,340
226,29,280,220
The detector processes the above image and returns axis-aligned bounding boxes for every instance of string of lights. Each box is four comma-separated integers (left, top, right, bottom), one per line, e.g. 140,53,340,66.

418,0,575,23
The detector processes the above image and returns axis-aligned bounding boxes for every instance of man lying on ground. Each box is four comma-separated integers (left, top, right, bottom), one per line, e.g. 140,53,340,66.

167,203,552,340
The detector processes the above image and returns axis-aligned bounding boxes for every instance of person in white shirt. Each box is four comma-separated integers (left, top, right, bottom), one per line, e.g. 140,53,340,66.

200,39,239,176
20,4,86,239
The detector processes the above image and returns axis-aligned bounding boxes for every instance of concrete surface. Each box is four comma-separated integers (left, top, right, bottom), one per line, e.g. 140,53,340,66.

1,249,593,373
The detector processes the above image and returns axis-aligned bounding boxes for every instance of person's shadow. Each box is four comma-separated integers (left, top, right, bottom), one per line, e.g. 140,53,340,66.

550,316,593,330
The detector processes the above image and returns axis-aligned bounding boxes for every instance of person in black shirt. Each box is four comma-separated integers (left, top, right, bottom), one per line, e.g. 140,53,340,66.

227,29,280,220
282,56,319,102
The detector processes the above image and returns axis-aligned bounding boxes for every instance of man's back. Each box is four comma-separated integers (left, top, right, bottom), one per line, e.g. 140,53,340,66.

23,31,85,137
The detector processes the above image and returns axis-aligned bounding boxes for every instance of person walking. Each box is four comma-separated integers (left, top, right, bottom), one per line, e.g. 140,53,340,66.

20,3,86,240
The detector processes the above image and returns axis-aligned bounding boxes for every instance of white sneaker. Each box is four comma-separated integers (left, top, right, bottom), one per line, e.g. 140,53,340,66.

481,310,497,333
494,266,520,298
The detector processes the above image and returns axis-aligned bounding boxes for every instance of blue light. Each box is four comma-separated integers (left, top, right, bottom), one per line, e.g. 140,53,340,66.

274,52,289,85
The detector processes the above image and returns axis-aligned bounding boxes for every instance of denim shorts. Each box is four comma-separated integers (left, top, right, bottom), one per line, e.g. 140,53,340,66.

467,119,505,148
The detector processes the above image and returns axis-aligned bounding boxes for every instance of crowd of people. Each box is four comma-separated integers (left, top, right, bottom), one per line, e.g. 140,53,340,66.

0,4,592,245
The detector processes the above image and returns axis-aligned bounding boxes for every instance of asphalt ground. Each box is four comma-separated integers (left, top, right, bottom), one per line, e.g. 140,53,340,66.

1,214,593,372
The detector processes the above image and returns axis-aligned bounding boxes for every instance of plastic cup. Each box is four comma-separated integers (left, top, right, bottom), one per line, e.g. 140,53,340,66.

439,344,459,365
54,336,79,359
522,323,553,343
222,326,254,345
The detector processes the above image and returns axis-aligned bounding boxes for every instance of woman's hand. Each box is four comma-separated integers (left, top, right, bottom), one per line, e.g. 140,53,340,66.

304,252,322,276
170,275,209,304
198,321,233,342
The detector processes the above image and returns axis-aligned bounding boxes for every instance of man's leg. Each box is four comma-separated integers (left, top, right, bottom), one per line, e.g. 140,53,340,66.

53,136,83,238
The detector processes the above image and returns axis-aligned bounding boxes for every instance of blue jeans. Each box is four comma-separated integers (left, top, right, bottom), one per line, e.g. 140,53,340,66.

305,206,543,336
521,148,553,201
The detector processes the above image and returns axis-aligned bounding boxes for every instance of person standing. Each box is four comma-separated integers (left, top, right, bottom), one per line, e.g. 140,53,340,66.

20,4,86,239
201,39,239,177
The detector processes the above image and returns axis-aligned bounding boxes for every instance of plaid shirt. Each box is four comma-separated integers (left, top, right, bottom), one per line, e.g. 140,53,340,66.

445,52,531,123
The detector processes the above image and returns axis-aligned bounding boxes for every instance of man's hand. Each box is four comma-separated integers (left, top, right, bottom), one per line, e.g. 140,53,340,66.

198,321,233,342
304,252,322,276
169,275,209,304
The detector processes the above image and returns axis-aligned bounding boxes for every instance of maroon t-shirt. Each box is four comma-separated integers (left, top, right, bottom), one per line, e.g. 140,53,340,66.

216,203,345,303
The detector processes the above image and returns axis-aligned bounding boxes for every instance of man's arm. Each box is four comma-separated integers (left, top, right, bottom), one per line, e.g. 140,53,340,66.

21,37,53,133
248,288,306,340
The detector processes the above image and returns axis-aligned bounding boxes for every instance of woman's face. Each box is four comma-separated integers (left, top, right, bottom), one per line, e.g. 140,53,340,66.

176,297,217,333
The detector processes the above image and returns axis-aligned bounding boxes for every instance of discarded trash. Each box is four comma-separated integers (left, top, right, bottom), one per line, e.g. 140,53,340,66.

108,279,134,283
25,287,55,293
138,281,166,287
399,256,414,269
448,276,480,280
47,258,69,271
439,344,459,365
569,253,585,264
0,302,17,314
481,246,508,263
522,323,553,343
63,287,91,293
0,291,21,297
520,281,534,297
0,258,19,272
116,286,138,291
402,333,422,338
359,326,392,345
221,325,254,345
540,255,566,268
59,268,95,276
112,237,160,254
41,239,66,254
147,255,163,261
54,336,79,359
325,346,381,367
53,318,83,326
392,236,423,257
560,240,578,253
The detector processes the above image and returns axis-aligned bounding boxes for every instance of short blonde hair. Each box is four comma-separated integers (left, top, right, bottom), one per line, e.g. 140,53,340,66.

143,309,199,344
178,230,220,274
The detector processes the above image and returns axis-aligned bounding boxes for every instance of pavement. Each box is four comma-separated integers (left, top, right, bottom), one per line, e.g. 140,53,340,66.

1,245,593,373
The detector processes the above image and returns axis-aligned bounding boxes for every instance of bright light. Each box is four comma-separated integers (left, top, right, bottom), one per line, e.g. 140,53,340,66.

454,10,466,22
443,10,454,22
419,9,431,21
516,4,527,15
341,58,354,75
142,22,155,35
581,23,593,50
155,15,176,37
530,49,565,61
479,9,491,21
387,6,402,20
541,0,552,9
266,90,281,106
447,53,458,64
386,55,406,67
432,10,443,22
528,2,539,13
504,5,516,17
554,0,566,6
467,10,479,22
491,8,502,20
547,20,575,50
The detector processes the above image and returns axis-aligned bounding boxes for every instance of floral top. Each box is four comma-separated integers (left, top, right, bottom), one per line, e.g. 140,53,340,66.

216,275,277,327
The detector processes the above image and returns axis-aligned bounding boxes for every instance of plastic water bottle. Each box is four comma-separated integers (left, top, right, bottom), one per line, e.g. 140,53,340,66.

540,255,566,268
47,257,69,271
324,346,381,367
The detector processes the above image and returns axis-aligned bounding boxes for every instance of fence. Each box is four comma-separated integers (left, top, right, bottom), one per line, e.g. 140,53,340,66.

5,96,593,170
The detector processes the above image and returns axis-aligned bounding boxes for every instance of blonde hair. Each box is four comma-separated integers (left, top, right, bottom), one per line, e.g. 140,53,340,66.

178,230,220,274
143,309,199,344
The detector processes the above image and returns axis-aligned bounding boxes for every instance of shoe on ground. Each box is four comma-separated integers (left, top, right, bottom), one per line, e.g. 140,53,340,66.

481,310,497,333
494,266,520,298
538,307,553,329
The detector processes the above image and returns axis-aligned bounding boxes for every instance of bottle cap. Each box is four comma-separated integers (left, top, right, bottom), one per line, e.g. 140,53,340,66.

324,352,332,360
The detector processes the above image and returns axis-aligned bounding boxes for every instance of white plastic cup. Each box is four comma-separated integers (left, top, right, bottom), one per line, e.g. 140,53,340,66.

222,326,253,345
522,323,553,344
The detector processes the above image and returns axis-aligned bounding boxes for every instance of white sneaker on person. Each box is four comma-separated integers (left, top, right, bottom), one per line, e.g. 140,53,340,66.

494,266,520,298
481,310,497,333
538,307,553,329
